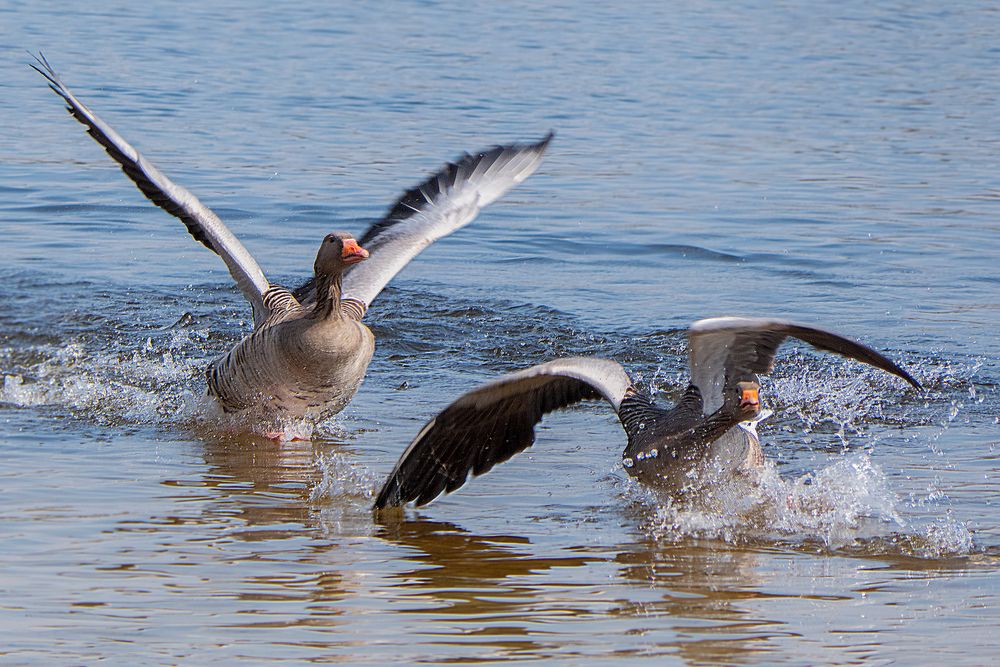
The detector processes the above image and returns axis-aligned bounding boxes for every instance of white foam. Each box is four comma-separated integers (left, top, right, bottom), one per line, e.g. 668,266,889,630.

633,451,975,558
0,328,359,439
1,334,208,426
311,450,378,502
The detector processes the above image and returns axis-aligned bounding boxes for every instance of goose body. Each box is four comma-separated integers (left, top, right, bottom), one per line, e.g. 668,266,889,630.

615,387,764,491
204,241,376,418
33,55,552,421
374,317,921,509
206,318,374,418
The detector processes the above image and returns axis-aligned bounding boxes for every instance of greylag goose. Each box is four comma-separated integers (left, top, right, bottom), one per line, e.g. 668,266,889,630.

32,54,552,421
374,317,921,509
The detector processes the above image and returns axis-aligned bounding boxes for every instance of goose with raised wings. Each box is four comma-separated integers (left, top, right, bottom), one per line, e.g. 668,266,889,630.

33,55,552,421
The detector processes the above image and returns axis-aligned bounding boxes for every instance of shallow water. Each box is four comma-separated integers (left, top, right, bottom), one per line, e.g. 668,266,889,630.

3,1,999,664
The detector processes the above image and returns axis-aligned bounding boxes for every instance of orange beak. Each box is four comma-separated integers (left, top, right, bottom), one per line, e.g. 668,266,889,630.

341,238,369,264
740,386,759,408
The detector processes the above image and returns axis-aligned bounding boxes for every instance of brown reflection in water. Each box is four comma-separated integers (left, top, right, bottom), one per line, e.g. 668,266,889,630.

370,512,823,664
156,433,369,635
374,516,607,658
377,517,599,598
613,534,802,666
194,433,326,532
133,427,1000,665
584,496,837,666
610,497,1000,667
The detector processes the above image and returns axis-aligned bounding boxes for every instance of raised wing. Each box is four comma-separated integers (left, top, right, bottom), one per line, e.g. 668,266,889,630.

373,356,632,510
294,133,553,315
687,316,921,414
32,54,272,326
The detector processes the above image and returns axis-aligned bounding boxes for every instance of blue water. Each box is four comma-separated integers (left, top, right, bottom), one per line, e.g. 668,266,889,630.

2,1,999,664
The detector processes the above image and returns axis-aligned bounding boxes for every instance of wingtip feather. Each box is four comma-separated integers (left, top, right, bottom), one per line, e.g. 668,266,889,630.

538,129,555,150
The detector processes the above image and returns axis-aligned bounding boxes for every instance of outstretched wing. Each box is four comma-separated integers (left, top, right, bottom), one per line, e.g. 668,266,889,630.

32,54,272,326
295,133,553,315
687,316,921,414
373,356,632,510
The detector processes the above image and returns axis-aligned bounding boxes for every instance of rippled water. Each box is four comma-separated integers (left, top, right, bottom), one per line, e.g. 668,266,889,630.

3,1,999,664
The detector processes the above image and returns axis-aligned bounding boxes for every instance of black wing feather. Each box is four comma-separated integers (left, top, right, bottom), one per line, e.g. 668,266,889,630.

374,376,600,510
780,324,920,387
32,54,215,253
361,133,553,247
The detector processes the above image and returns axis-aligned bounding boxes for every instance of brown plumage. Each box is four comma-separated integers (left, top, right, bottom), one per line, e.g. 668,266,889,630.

204,232,375,418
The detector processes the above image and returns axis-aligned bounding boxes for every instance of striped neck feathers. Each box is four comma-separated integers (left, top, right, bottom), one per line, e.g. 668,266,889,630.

309,271,345,320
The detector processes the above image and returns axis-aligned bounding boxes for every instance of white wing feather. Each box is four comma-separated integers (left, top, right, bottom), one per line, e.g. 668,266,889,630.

33,55,271,326
341,133,554,311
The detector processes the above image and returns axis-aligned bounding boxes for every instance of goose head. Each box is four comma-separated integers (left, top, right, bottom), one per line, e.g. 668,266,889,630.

314,232,369,276
732,380,762,420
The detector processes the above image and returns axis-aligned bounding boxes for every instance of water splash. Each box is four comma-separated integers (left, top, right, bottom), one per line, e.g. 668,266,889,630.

758,454,905,544
1,328,212,427
0,279,990,563
310,449,380,538
311,449,378,502
633,451,976,559
1,303,351,439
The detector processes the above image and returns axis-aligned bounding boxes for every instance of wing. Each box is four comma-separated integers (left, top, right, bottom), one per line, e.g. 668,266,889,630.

298,133,553,315
687,316,921,414
373,356,632,510
32,54,272,326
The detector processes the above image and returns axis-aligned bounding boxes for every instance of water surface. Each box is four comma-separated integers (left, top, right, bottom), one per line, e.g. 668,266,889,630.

2,1,999,664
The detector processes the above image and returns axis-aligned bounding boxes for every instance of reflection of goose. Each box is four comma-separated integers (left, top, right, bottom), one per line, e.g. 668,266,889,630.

32,54,552,421
378,519,592,583
613,526,776,664
375,317,921,508
197,435,326,529
376,519,597,615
